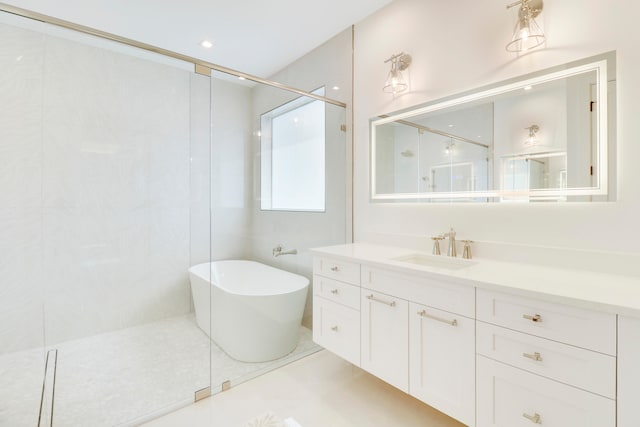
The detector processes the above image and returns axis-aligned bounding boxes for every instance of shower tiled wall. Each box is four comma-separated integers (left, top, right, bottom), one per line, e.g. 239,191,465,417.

0,21,196,352
0,22,46,354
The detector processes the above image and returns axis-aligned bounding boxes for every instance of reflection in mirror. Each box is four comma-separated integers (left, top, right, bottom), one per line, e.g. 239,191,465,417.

502,152,567,201
370,52,614,203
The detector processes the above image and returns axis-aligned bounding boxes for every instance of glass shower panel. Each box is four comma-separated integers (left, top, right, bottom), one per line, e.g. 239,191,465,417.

0,15,48,427
0,11,212,426
207,70,348,393
40,38,211,427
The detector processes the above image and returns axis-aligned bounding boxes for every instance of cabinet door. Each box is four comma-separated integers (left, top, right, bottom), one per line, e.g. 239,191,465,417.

477,356,615,427
313,296,360,366
618,315,640,427
361,288,408,392
409,303,474,426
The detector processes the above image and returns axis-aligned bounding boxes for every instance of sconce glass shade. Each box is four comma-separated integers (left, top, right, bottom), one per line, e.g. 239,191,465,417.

524,124,540,145
383,65,408,94
444,139,455,155
506,0,545,52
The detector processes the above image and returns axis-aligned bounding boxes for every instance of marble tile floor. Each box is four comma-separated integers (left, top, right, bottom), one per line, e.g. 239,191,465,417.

0,314,318,427
144,350,465,427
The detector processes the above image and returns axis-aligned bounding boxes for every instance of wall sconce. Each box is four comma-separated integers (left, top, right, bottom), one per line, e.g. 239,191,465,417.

505,0,545,52
383,52,412,94
524,124,540,145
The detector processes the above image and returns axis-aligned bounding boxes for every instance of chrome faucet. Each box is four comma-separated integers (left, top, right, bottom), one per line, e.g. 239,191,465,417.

442,228,457,257
272,244,298,257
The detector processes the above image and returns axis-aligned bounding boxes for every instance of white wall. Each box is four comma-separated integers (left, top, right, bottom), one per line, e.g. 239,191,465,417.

189,73,212,268
248,28,353,326
210,77,253,261
353,0,640,266
0,19,200,352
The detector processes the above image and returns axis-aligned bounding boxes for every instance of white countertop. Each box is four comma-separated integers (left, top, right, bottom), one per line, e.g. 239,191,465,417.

311,243,640,316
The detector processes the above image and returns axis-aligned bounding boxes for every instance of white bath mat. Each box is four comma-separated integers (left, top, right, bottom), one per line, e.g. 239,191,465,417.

244,411,302,427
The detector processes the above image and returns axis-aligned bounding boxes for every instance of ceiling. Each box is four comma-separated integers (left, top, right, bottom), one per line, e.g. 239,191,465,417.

3,0,393,77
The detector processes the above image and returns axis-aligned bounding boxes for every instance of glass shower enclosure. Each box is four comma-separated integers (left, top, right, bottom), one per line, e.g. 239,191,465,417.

0,6,351,426
0,11,212,426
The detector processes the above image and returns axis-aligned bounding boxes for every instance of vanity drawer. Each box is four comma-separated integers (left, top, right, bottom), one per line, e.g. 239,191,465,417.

313,257,360,285
476,289,616,355
477,322,616,398
477,356,615,427
361,266,474,318
313,296,360,366
313,275,360,310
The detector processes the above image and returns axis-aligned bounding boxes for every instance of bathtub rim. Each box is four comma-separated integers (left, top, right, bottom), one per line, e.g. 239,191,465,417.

189,260,309,297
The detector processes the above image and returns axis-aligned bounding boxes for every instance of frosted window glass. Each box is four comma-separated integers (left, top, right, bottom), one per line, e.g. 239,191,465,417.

261,90,325,211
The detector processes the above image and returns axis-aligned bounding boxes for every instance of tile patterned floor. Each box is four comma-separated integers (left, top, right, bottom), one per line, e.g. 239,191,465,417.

0,314,318,427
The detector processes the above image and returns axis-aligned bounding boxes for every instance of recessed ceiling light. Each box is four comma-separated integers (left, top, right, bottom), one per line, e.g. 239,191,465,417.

238,76,246,81
332,86,340,91
448,124,454,128
200,40,214,49
524,85,533,91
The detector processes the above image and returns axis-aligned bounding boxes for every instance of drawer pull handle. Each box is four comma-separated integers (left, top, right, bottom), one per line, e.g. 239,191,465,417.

417,310,458,327
522,412,542,424
330,289,339,295
523,352,543,362
523,314,542,323
331,325,338,332
366,294,396,307
330,266,339,272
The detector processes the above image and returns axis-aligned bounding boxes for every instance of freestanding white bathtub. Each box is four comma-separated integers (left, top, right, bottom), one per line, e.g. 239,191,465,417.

188,260,309,363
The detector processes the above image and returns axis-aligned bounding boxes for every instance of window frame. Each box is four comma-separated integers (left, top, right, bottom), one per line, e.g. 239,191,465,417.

259,87,326,213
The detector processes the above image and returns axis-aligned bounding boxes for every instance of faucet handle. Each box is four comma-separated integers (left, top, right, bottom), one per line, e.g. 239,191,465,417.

431,236,444,255
461,240,474,259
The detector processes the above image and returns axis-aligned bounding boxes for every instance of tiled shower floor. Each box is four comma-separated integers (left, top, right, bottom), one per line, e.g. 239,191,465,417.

0,314,318,427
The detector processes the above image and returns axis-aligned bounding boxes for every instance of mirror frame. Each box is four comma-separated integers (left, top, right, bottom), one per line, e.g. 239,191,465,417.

370,54,611,202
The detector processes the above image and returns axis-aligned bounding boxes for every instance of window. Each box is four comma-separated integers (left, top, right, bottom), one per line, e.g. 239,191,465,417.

260,88,325,211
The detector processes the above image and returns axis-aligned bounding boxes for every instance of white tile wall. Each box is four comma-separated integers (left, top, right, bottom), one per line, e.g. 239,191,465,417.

0,23,45,354
189,74,212,268
210,77,253,262
0,21,200,352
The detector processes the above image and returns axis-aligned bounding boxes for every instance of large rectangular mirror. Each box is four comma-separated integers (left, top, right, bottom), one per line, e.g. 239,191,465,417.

370,52,615,202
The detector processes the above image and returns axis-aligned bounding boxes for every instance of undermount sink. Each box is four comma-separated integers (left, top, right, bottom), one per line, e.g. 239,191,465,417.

391,253,477,270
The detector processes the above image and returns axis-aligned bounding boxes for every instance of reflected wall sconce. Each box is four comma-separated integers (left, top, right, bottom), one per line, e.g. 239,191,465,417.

505,0,545,52
524,124,540,145
383,52,412,94
444,139,456,155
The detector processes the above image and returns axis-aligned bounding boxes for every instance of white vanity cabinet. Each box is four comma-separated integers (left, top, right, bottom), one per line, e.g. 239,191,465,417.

311,245,627,427
312,256,361,366
476,289,617,427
